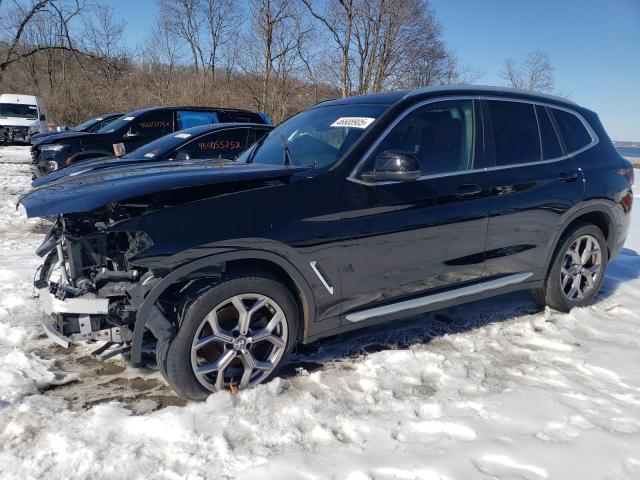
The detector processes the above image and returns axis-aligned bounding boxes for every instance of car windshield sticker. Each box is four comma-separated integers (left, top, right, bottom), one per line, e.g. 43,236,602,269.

139,120,171,128
175,133,192,139
123,116,135,121
198,140,242,150
144,148,161,158
330,117,375,129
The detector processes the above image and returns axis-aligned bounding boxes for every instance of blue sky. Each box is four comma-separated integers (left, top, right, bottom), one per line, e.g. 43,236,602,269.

110,0,640,141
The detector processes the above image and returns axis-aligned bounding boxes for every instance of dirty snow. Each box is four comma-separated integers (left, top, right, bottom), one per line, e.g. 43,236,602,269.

1,145,639,480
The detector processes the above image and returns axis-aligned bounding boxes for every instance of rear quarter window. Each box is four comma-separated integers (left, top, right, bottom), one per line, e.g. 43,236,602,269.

551,108,593,153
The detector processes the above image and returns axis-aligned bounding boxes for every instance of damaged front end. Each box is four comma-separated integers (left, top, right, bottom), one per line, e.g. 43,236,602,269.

35,208,155,354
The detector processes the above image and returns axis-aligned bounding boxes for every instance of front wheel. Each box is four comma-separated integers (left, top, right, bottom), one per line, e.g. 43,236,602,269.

162,273,299,401
532,224,608,312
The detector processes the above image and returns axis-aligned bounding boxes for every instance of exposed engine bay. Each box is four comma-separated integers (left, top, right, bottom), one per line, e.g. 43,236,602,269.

35,206,154,352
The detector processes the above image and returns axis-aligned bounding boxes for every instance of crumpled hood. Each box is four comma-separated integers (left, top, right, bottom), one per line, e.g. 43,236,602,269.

33,130,97,145
33,155,232,187
20,162,309,218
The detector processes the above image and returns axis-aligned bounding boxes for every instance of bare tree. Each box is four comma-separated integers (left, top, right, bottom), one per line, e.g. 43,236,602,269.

159,0,205,71
302,0,354,97
0,0,90,81
203,0,240,82
500,50,554,92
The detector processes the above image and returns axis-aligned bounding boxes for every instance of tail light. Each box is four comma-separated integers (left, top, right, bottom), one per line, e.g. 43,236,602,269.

622,167,634,186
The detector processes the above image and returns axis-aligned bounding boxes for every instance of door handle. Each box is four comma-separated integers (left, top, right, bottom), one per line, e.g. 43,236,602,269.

558,171,579,182
455,184,482,198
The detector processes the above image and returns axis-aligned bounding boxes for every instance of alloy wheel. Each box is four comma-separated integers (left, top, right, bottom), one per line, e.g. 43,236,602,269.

560,234,602,302
190,293,288,392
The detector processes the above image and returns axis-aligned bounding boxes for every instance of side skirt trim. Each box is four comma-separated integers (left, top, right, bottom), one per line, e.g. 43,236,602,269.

345,272,533,323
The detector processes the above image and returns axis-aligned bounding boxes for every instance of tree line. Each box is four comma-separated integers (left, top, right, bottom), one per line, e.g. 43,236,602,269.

0,0,554,126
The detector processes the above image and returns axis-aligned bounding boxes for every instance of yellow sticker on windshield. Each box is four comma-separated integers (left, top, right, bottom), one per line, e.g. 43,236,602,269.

330,117,375,129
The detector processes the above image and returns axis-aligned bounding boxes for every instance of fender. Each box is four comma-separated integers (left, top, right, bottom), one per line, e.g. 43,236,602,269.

130,249,317,365
542,203,616,278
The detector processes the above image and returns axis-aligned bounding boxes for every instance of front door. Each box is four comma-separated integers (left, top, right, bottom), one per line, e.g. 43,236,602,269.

339,99,491,316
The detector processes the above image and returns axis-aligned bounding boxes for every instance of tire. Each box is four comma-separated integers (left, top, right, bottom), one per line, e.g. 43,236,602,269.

164,273,299,401
532,223,608,312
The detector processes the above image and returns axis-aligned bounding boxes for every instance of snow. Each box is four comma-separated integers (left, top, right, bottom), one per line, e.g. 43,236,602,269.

1,145,640,479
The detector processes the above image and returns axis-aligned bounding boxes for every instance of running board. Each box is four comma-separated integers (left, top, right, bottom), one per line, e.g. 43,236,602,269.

345,272,533,323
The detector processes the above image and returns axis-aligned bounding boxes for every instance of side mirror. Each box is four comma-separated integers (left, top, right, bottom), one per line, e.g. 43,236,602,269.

40,114,46,121
361,150,421,183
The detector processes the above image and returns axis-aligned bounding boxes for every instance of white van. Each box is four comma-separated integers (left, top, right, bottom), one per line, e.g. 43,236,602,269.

0,94,48,143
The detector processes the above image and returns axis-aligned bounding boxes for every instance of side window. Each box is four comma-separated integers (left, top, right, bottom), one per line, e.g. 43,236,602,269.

130,111,173,137
177,110,219,130
487,100,540,166
364,99,475,176
174,129,249,160
218,111,264,123
551,108,592,153
535,105,563,159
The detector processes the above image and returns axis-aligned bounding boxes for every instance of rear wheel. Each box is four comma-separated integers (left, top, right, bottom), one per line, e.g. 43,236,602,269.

163,273,298,401
532,224,607,312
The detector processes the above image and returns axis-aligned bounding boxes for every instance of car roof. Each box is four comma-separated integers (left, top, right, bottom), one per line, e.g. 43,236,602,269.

314,85,578,109
123,106,263,117
173,122,273,136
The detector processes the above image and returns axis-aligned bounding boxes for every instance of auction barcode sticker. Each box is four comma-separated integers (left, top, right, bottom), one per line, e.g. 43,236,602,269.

330,117,375,129
175,133,192,139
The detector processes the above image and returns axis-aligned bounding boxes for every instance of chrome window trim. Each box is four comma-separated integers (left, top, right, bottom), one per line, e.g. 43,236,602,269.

347,95,599,186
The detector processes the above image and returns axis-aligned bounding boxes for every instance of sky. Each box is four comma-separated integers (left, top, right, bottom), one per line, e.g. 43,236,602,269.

107,0,639,141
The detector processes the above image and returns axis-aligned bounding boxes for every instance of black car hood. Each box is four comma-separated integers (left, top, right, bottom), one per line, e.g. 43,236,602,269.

20,162,309,218
33,130,99,145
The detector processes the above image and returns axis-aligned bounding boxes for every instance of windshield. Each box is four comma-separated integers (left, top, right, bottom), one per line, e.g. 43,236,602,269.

73,115,107,131
96,114,136,133
0,103,38,119
122,131,188,159
235,104,388,168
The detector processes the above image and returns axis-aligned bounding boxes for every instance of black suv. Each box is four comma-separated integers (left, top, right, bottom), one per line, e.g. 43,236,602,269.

29,112,123,143
20,86,633,401
30,106,269,177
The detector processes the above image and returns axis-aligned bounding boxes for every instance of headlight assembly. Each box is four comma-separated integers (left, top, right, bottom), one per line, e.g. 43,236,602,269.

41,144,65,152
45,160,59,172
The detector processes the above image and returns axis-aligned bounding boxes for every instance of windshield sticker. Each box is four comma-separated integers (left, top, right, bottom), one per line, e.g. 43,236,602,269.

330,117,375,129
139,120,171,129
144,148,161,158
175,133,192,139
123,116,135,121
199,140,242,150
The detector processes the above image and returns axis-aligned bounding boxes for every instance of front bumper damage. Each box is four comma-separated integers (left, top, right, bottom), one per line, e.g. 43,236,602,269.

1,125,29,143
34,235,138,351
37,287,129,348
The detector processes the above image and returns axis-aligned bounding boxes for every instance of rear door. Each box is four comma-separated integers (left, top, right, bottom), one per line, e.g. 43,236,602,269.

481,99,584,280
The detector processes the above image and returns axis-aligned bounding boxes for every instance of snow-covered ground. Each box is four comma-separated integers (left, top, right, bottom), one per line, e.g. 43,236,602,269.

1,145,639,480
